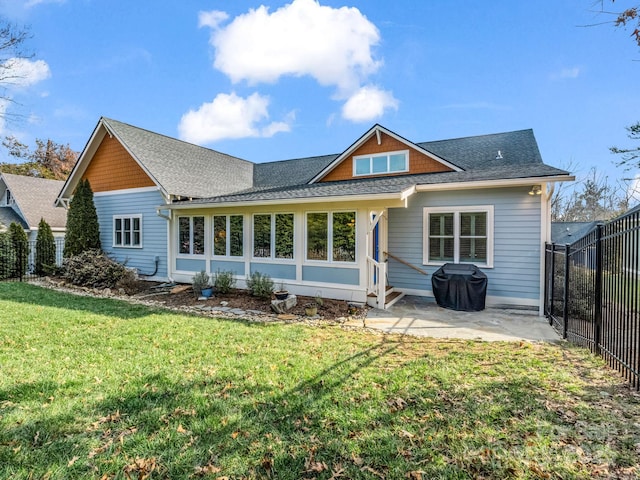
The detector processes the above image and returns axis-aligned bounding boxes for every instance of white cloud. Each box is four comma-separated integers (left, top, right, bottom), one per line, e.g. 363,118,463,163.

629,173,640,205
198,10,229,29
0,99,9,136
25,0,65,8
550,67,580,80
1,58,51,88
201,0,381,93
341,85,398,122
178,92,293,144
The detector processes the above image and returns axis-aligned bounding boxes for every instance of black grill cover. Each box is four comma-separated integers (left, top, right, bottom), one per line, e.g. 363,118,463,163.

431,263,487,312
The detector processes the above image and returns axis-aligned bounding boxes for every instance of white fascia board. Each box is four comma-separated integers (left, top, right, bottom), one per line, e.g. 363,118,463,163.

93,186,161,197
164,192,406,211
414,175,575,192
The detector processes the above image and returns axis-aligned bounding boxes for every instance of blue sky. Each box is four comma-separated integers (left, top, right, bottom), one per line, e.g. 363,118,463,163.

1,0,639,190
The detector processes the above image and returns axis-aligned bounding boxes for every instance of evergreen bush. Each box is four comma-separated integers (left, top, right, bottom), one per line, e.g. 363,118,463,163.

64,179,101,257
0,232,15,280
35,218,56,275
8,222,28,278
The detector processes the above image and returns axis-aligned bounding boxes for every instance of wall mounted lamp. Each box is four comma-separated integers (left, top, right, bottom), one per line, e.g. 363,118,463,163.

529,185,542,195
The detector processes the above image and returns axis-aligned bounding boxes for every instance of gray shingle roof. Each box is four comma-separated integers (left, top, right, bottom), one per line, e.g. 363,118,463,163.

102,118,254,198
183,128,569,205
1,173,67,229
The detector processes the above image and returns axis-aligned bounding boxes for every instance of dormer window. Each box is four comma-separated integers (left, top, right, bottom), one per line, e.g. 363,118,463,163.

353,150,409,177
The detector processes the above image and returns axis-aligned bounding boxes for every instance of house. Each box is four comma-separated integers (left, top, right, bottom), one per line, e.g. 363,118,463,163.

55,117,573,312
0,173,67,240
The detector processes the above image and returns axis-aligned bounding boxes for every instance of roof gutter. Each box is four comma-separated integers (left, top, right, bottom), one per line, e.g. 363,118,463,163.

414,174,575,192
163,192,405,210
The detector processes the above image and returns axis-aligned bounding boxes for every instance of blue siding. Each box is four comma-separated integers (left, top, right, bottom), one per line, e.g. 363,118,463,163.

94,189,168,278
211,259,245,276
250,262,296,280
388,187,541,301
177,258,206,272
302,265,359,285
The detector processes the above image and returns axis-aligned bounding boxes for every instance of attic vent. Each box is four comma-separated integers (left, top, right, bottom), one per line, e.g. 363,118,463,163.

495,150,503,160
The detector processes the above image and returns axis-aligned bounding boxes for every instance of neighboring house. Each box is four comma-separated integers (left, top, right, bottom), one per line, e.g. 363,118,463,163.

551,221,599,245
0,173,67,240
56,117,573,312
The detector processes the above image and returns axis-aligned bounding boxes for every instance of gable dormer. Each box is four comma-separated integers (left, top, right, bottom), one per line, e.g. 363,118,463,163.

311,125,462,183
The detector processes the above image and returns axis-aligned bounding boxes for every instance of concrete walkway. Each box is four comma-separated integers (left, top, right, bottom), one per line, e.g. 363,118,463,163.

355,296,561,342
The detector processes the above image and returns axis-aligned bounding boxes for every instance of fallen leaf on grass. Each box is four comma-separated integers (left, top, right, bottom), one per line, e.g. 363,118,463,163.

193,464,221,476
67,456,80,467
306,461,328,473
123,457,158,480
406,471,427,480
361,466,385,478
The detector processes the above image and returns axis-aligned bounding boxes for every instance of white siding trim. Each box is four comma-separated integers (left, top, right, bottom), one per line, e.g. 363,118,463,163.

94,186,160,197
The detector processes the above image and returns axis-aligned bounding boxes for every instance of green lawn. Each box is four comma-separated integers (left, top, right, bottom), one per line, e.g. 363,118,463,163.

0,283,638,479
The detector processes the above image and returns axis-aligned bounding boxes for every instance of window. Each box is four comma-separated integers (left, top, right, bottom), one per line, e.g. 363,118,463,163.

5,189,12,205
353,150,408,177
113,215,142,248
213,215,243,257
423,206,493,267
253,213,294,260
178,216,205,255
306,211,356,263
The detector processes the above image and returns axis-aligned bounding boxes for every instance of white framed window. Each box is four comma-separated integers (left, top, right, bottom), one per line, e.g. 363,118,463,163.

178,216,205,255
113,214,142,248
213,214,244,257
306,211,356,263
423,206,493,267
353,150,409,177
252,213,294,260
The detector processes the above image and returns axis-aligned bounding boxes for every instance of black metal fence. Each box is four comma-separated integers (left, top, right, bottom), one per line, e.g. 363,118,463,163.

545,208,640,389
0,237,65,281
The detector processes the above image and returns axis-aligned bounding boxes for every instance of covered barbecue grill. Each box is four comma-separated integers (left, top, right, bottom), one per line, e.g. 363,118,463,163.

431,263,487,311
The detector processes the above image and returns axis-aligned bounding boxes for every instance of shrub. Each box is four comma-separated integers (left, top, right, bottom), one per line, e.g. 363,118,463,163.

35,218,56,275
192,270,210,297
64,179,101,257
213,269,236,294
246,271,274,299
59,249,130,289
8,222,28,278
0,232,15,280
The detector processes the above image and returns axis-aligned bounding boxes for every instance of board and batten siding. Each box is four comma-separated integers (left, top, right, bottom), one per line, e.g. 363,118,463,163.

93,188,168,280
387,187,542,306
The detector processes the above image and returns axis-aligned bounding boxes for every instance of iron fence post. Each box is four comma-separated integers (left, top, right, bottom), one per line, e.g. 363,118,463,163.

563,243,570,339
594,223,603,355
548,243,556,325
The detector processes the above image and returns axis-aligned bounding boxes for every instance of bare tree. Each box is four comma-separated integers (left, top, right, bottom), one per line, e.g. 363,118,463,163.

0,18,32,122
552,167,631,221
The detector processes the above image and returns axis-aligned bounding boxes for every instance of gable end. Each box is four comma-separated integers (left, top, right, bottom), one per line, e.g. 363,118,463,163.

83,135,156,192
319,131,455,182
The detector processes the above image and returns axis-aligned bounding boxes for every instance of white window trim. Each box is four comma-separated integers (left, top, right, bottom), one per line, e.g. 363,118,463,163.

212,214,244,258
352,149,409,177
177,215,205,257
112,214,143,249
304,210,357,264
423,205,494,268
251,213,296,262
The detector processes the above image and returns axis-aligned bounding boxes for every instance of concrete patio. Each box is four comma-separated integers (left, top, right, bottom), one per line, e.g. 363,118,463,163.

353,296,561,343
